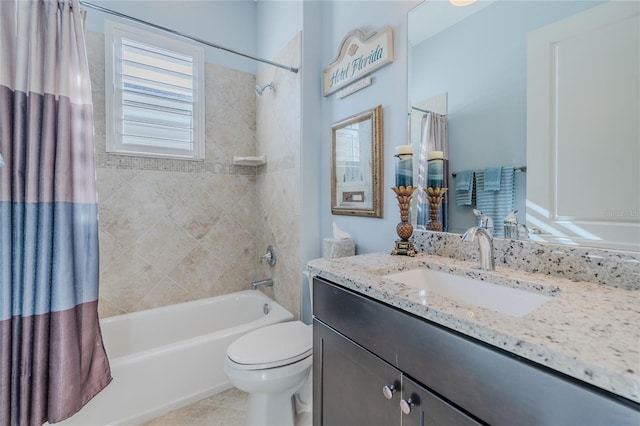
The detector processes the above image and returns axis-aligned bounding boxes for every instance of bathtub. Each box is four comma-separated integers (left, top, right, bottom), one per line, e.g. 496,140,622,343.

57,290,293,425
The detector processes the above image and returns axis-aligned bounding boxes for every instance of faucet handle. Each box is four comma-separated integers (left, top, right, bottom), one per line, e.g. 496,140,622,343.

260,245,276,267
472,209,493,230
504,209,519,224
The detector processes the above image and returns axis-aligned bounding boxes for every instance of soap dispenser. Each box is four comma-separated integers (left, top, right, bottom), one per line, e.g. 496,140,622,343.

503,209,519,239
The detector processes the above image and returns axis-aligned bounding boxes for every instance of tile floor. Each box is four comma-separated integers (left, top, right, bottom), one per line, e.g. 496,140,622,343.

143,388,248,426
143,387,312,426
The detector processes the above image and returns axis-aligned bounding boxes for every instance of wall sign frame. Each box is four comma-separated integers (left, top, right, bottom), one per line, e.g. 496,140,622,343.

323,27,394,96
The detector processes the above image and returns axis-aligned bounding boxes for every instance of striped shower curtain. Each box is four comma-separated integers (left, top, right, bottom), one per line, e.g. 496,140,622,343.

0,1,111,424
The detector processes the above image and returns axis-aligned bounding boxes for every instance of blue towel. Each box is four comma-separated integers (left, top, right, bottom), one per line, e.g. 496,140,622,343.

455,170,474,206
456,170,473,191
476,167,515,237
484,167,502,191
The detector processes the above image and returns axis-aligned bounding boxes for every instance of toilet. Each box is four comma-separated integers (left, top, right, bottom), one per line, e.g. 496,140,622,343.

224,274,313,426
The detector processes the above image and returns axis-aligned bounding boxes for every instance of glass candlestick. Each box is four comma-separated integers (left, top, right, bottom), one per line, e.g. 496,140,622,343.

425,187,448,231
391,186,417,256
395,145,413,187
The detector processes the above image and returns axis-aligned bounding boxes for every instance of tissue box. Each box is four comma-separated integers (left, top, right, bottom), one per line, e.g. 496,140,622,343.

323,238,355,259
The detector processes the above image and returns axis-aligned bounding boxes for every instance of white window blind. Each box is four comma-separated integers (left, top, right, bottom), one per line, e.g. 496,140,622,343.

106,21,205,160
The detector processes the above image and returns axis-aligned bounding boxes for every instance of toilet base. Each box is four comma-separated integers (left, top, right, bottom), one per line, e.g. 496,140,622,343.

247,392,296,426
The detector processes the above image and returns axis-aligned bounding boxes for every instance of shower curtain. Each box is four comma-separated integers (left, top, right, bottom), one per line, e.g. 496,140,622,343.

417,112,449,229
0,1,111,424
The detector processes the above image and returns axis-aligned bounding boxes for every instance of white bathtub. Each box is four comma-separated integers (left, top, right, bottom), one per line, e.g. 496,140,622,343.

58,290,293,426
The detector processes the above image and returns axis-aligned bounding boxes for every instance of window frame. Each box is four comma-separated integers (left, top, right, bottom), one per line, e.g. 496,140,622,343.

105,20,205,161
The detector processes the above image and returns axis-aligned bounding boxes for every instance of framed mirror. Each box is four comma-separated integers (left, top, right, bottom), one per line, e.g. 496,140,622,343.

331,105,383,218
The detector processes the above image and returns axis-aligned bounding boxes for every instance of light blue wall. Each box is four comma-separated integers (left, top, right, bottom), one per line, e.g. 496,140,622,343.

257,1,302,65
84,0,258,73
410,1,602,233
317,1,420,255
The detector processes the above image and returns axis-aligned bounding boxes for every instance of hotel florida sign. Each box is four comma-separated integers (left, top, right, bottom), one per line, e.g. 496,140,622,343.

323,27,394,96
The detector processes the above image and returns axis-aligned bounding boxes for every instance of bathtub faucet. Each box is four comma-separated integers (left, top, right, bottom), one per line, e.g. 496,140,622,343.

251,278,273,290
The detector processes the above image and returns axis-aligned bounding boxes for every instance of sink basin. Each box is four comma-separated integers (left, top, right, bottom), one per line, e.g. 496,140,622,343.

385,268,552,317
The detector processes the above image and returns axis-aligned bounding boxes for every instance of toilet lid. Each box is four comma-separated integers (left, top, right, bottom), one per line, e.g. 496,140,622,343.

227,321,312,370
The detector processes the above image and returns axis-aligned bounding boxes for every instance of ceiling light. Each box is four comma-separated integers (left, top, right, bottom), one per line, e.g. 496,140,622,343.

450,0,478,6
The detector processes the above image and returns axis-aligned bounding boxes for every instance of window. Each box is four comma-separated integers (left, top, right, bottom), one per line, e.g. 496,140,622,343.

105,21,205,160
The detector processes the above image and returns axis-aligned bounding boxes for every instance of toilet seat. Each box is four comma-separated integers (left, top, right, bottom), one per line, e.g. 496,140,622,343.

227,321,312,371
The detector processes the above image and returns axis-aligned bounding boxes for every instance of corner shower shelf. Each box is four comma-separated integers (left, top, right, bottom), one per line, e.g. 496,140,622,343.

232,155,266,167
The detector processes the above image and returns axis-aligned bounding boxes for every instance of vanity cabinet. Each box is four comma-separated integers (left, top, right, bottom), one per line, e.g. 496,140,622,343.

312,277,640,426
314,320,479,426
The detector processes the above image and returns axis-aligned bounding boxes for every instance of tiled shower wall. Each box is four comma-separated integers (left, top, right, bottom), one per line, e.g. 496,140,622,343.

255,33,302,318
87,30,264,317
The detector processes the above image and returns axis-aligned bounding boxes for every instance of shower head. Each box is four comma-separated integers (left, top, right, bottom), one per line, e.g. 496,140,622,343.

255,82,274,96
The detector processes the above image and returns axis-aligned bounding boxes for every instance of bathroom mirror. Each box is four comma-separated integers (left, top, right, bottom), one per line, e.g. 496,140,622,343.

331,105,383,218
408,0,639,251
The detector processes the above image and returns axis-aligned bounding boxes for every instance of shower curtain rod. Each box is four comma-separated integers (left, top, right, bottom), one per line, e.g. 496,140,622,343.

411,106,432,114
410,106,445,116
79,1,299,74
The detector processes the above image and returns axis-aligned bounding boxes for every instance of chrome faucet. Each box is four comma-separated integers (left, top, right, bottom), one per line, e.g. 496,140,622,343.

462,209,495,271
251,278,273,290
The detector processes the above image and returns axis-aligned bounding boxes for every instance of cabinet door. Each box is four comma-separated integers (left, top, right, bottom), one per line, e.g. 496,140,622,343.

400,376,481,426
314,320,401,426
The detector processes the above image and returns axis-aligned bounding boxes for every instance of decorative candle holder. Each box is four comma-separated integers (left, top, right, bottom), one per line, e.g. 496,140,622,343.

391,186,417,256
425,187,448,231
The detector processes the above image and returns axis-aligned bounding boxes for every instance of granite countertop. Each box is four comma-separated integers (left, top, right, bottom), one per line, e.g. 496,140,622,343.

307,252,640,404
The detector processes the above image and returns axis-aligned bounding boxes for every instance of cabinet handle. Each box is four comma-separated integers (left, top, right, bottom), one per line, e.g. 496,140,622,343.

382,385,396,399
400,398,414,415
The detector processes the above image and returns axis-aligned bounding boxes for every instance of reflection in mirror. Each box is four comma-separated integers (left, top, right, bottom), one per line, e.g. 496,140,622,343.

526,1,639,251
409,93,449,231
331,105,383,218
408,0,639,250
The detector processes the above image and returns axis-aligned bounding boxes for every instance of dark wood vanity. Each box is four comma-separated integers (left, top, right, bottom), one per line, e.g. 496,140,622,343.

313,277,640,425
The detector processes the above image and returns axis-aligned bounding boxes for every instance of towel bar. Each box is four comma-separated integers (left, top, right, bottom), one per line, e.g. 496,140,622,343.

452,166,526,177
